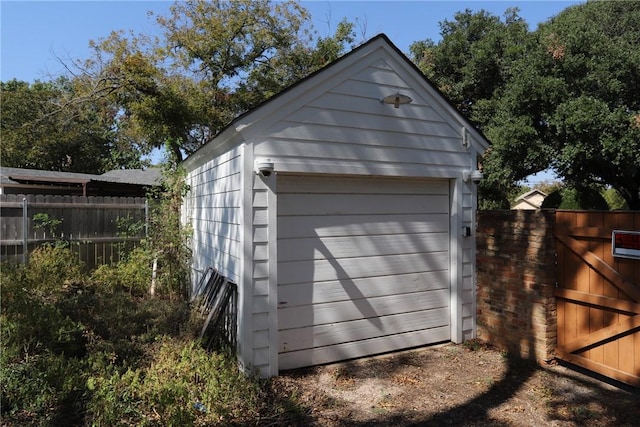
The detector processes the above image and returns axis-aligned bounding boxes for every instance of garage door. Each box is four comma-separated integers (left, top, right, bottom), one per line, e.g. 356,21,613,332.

277,175,450,370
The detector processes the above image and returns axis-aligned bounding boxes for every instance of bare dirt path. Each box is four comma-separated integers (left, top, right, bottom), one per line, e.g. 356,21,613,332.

269,342,640,426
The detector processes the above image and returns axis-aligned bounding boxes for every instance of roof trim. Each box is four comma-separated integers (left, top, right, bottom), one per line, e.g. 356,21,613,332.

183,33,491,169
516,188,548,201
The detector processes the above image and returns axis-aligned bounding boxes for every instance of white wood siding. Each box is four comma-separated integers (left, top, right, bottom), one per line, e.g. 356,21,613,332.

184,146,243,290
277,175,450,370
251,56,472,178
250,172,276,376
181,36,488,376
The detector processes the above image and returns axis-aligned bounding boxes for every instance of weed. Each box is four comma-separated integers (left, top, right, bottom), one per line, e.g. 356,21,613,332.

463,339,491,352
32,212,63,240
571,404,598,422
86,338,265,426
24,245,84,291
0,166,300,426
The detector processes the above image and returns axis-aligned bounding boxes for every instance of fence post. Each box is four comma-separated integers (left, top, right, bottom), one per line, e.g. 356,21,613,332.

145,199,149,237
22,197,28,264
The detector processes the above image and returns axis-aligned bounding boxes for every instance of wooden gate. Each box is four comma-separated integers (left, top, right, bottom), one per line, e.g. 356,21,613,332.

554,211,640,387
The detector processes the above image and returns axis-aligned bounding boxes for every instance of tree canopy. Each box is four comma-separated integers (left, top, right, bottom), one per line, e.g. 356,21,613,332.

2,0,356,167
0,78,146,173
411,1,640,209
3,0,639,209
68,0,356,162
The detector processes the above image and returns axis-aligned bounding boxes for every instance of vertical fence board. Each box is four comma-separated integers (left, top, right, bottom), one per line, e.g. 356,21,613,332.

555,210,640,387
0,194,147,268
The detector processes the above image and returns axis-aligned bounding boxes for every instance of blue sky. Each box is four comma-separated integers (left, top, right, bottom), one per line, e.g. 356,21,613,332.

1,1,581,181
1,1,582,82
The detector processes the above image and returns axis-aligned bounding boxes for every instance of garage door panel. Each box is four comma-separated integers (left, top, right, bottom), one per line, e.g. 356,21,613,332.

279,326,451,370
277,175,451,370
278,214,449,239
279,194,449,216
278,288,449,330
280,307,449,353
278,175,449,195
278,232,449,262
278,270,449,306
279,252,450,285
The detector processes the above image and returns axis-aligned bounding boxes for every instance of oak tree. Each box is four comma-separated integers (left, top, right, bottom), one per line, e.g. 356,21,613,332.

0,78,145,173
411,2,640,209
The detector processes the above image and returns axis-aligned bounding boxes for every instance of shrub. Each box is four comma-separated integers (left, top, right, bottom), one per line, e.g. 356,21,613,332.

24,245,84,292
92,247,154,295
87,338,263,426
541,186,610,210
1,257,87,424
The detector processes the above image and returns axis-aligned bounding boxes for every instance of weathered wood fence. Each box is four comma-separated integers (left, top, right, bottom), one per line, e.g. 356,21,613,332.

0,194,148,268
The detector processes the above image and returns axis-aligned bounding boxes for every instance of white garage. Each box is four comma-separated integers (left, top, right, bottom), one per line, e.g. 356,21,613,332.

277,175,451,369
181,34,489,377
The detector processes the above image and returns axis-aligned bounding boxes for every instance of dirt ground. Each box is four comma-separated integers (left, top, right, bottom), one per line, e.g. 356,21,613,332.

269,341,640,426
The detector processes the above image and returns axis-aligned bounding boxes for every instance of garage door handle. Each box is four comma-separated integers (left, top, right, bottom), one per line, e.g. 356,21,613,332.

279,301,287,305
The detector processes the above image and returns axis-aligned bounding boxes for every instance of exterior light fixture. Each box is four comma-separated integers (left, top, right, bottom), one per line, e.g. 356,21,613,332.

380,93,413,108
254,158,275,177
462,170,483,184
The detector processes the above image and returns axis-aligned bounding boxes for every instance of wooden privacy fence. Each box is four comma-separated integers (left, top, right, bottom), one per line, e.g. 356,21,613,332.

555,211,640,387
477,210,640,388
0,194,148,268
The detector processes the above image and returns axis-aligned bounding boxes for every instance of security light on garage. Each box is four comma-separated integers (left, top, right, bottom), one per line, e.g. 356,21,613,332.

381,93,412,108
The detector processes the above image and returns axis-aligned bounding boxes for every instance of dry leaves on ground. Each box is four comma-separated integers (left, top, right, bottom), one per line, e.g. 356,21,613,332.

268,342,640,426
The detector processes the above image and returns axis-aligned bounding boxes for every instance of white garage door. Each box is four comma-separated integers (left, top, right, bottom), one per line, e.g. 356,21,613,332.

277,175,450,370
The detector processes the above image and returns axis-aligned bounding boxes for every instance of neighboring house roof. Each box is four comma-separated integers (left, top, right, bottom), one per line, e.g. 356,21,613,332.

98,168,162,186
0,167,96,183
512,189,548,209
184,33,490,170
0,166,162,196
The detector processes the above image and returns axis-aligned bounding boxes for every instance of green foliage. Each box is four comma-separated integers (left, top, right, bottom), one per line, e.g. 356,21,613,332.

1,249,297,425
1,254,87,423
541,186,609,210
602,188,628,210
64,0,357,161
239,19,357,107
143,164,193,298
87,339,264,426
0,78,146,172
410,8,528,120
32,213,62,236
116,214,146,239
92,247,154,295
92,165,192,298
536,2,640,208
1,245,192,424
412,2,640,209
24,245,84,292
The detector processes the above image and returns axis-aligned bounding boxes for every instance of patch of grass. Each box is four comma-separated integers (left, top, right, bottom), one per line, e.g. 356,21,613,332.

571,404,598,423
462,339,494,352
